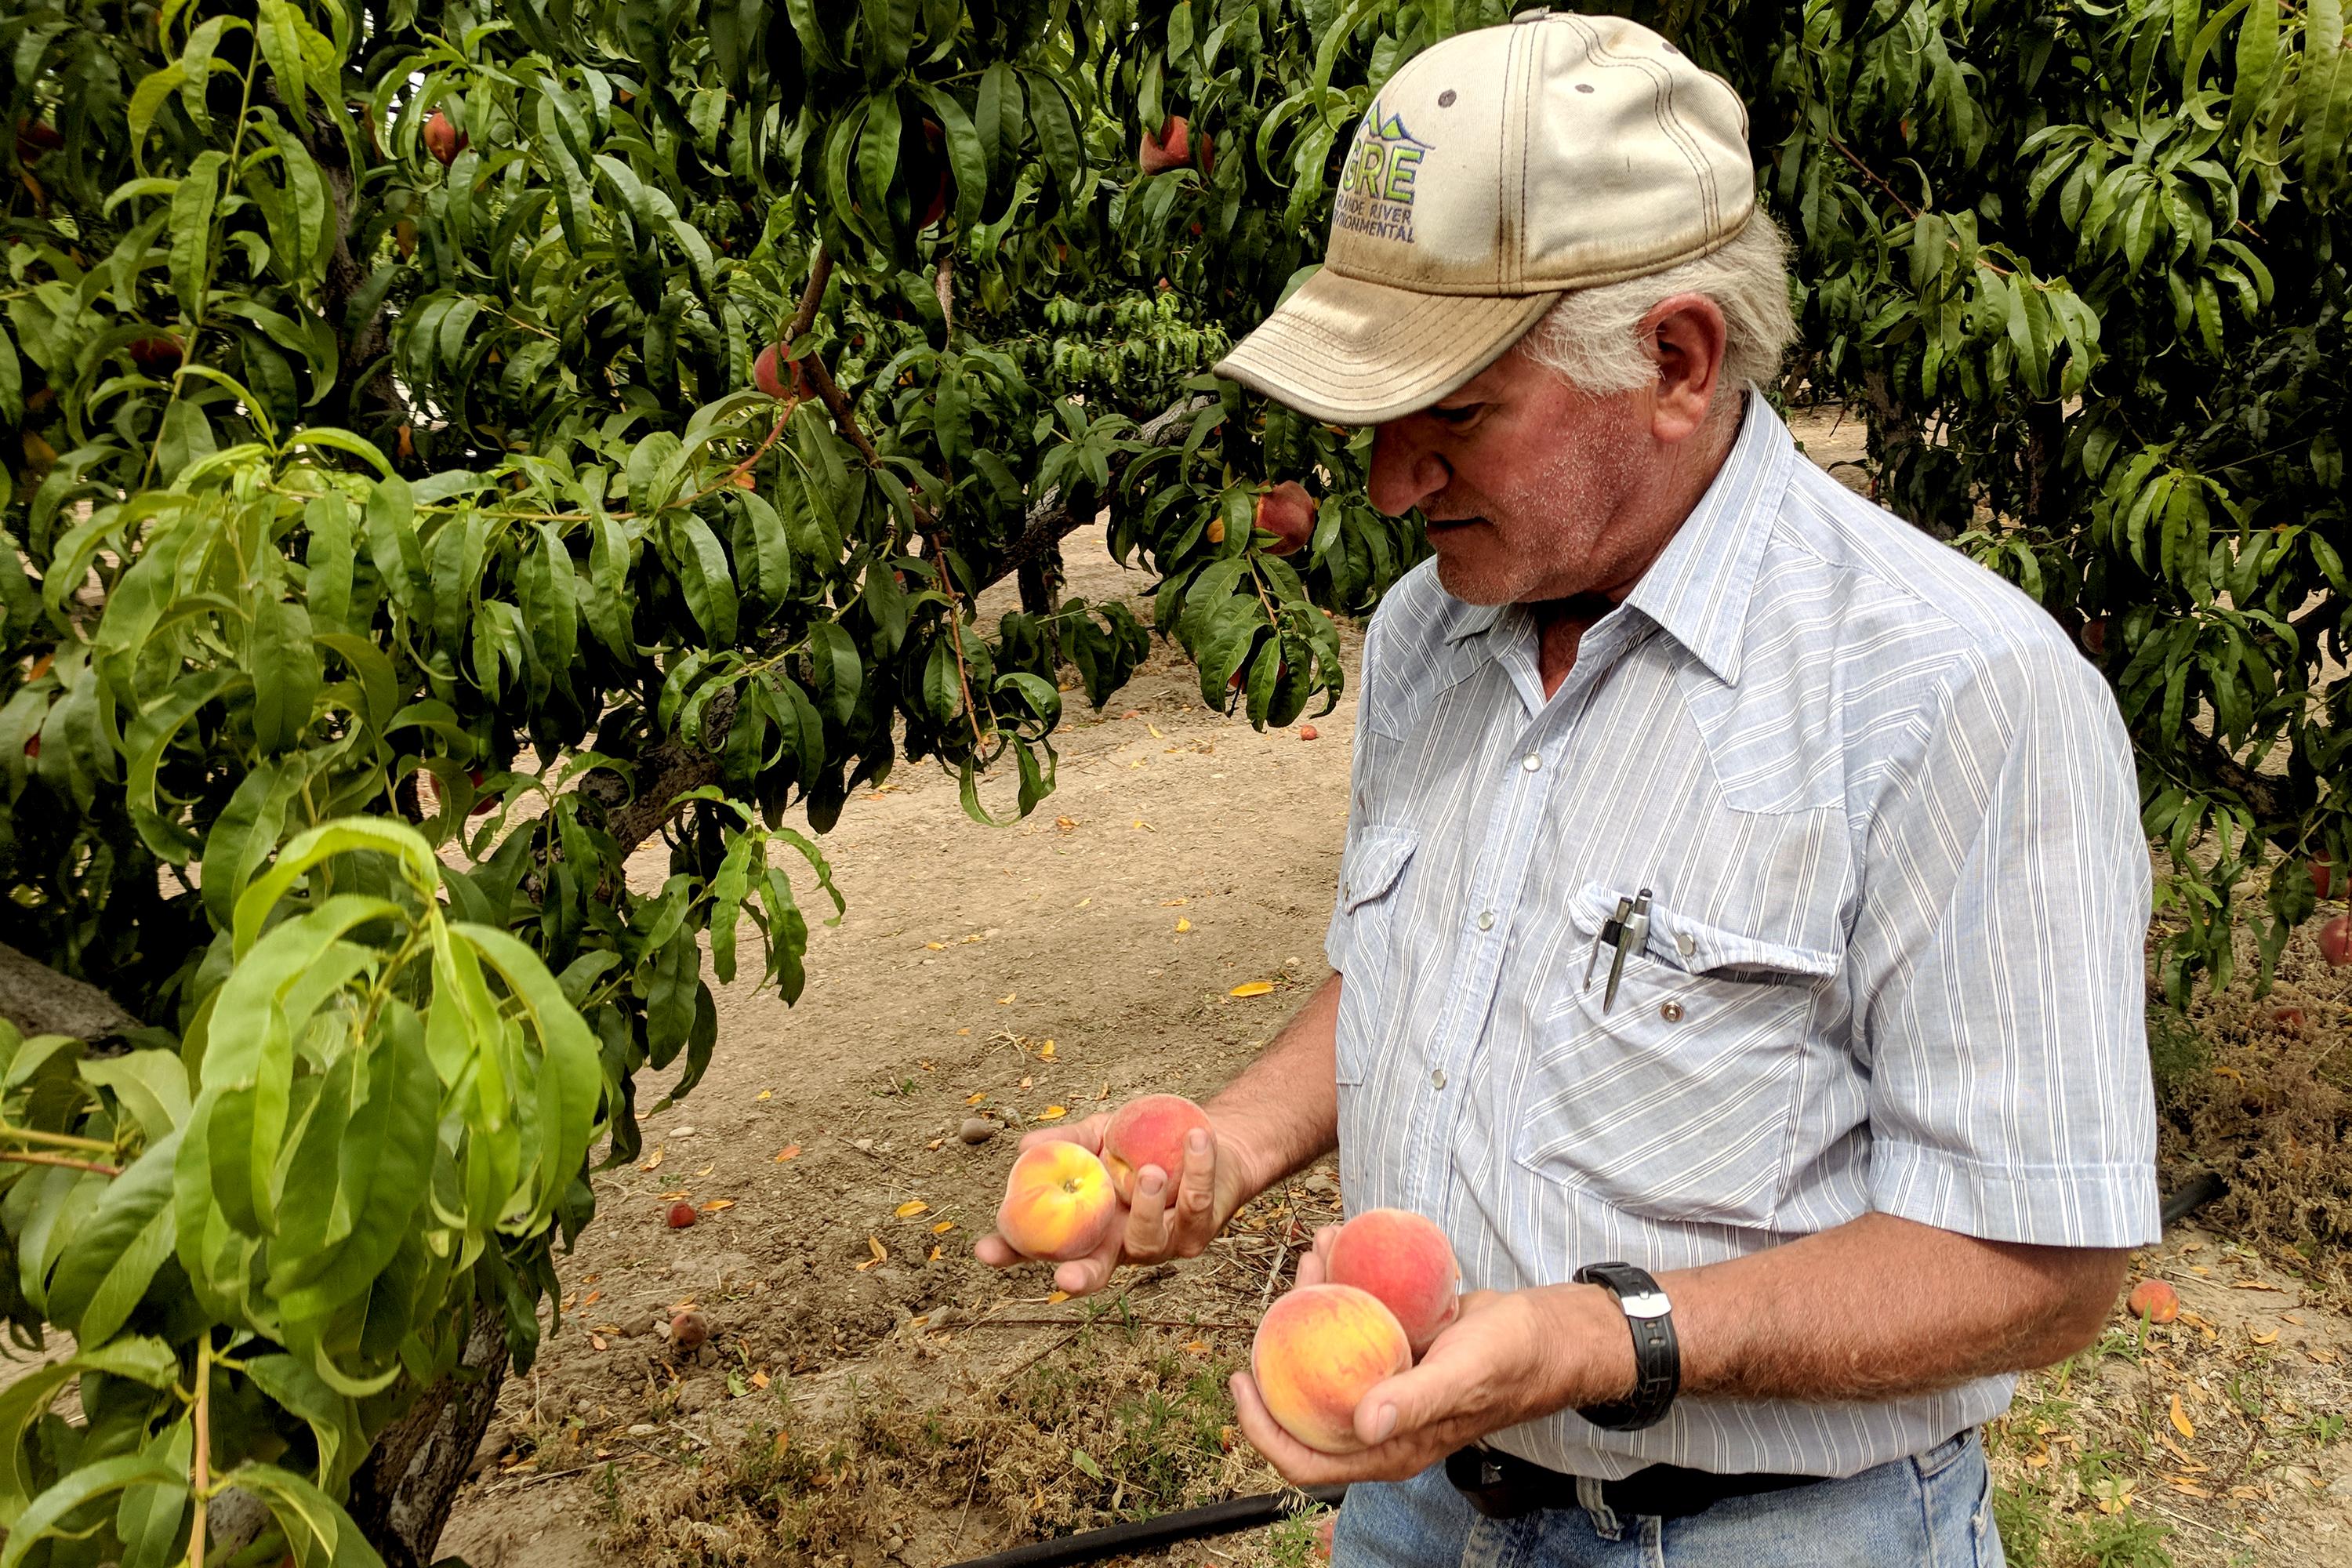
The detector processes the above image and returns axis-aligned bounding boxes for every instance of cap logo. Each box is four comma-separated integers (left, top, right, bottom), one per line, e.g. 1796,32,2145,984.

1334,103,1432,245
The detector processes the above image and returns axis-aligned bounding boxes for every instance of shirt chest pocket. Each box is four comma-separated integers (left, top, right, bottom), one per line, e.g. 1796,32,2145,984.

1512,882,1839,1229
1330,827,1417,1087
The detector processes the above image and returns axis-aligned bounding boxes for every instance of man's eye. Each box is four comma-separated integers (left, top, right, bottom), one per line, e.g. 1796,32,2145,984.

1432,404,1483,426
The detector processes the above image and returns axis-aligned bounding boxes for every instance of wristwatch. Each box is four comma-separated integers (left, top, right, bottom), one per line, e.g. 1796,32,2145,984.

1572,1261,1679,1431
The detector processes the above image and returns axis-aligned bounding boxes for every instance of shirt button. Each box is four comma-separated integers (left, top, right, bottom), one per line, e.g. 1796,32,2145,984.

1675,931,1696,958
1521,753,1542,772
1431,1068,1447,1090
1660,1000,1686,1023
1477,910,1495,931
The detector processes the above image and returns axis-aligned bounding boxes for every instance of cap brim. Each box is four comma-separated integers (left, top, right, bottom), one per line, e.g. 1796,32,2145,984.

1212,269,1559,425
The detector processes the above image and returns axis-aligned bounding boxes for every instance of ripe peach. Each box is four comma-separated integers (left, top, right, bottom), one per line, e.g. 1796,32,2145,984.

2125,1278,2179,1324
1254,481,1318,555
423,111,466,167
2080,615,2108,657
1101,1094,1213,1203
670,1308,710,1351
2321,913,2351,968
996,1141,1119,1261
1298,724,1319,741
14,118,62,164
127,333,183,373
1140,115,1191,175
753,342,815,401
665,1200,697,1229
1324,1208,1461,1356
2314,852,2335,901
1251,1283,1411,1454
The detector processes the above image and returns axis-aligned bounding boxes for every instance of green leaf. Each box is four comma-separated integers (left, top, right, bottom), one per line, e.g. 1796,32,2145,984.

47,1129,183,1347
860,0,917,73
269,1008,436,1321
670,514,739,644
82,1051,192,1142
127,60,189,160
0,1454,177,1568
254,0,309,111
249,595,321,755
808,620,862,724
731,490,792,616
168,151,227,320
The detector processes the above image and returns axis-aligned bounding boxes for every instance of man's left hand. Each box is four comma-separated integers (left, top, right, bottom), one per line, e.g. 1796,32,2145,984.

1228,1244,1635,1486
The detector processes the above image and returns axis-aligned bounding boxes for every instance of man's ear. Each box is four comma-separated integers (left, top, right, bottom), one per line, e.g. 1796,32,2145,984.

1642,293,1729,444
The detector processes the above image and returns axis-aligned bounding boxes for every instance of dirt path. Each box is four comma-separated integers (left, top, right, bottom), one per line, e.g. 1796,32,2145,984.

430,409,2350,1568
441,524,1360,1566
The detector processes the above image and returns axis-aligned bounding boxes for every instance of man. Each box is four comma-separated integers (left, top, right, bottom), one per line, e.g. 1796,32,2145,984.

979,12,2158,1562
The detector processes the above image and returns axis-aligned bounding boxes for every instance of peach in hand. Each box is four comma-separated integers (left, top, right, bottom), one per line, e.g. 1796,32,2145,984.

996,1141,1120,1261
1250,1283,1412,1454
1325,1207,1461,1356
1101,1094,1214,1203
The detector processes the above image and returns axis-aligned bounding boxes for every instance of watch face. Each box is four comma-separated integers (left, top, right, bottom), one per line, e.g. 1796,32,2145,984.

1617,1289,1672,1319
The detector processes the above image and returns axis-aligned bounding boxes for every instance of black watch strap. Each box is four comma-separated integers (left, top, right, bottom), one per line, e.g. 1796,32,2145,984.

1573,1261,1679,1431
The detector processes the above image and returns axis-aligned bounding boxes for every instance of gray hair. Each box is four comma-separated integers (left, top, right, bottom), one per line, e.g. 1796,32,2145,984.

1518,212,1795,401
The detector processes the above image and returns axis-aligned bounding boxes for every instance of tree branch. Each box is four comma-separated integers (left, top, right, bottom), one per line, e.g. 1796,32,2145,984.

0,940,143,1043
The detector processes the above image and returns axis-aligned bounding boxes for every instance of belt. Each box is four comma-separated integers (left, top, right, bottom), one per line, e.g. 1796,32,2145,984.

1444,1443,1827,1521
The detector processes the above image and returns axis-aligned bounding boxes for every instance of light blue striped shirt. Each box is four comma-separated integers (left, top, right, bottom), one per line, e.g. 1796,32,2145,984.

1326,394,2159,1480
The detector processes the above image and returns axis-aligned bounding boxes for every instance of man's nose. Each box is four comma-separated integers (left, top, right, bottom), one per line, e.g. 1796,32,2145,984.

1367,422,1450,518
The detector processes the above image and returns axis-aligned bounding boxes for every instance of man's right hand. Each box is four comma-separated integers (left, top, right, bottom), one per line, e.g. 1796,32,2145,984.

974,1107,1259,1296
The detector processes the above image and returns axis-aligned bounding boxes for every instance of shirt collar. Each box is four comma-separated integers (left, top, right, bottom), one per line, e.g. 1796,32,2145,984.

1438,392,1794,687
1620,391,1791,687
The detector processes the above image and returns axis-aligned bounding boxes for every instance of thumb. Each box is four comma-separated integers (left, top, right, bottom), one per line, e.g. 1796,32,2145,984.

1352,1360,1450,1450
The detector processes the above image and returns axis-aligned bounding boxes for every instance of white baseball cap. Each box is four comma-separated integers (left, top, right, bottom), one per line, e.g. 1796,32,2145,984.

1214,10,1755,424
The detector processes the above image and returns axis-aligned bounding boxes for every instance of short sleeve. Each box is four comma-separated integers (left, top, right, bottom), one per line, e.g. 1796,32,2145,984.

1846,640,2159,1249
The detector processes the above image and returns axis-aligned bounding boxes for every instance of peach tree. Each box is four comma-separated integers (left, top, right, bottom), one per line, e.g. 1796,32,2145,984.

0,0,1438,1562
1683,0,2352,999
2,0,2347,1563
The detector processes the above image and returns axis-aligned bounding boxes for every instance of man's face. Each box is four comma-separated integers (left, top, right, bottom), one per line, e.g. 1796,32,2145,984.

1365,346,1651,607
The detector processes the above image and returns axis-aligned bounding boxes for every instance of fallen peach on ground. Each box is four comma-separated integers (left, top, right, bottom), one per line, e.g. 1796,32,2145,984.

2127,1278,2180,1324
1326,1207,1462,1356
1101,1094,1214,1203
996,1141,1119,1261
1251,1283,1412,1454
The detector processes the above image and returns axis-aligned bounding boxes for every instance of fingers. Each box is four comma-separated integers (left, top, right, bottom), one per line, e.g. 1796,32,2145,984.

1054,1218,1123,1297
1121,1164,1175,1259
1229,1373,1358,1488
1166,1127,1220,1251
974,1232,1021,1269
1016,1112,1108,1155
1298,1223,1341,1287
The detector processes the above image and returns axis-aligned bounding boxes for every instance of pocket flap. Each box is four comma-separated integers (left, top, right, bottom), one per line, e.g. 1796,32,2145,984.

1338,827,1417,913
1569,882,1838,980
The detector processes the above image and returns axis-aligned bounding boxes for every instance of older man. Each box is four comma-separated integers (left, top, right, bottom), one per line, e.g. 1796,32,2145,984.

980,12,2158,1562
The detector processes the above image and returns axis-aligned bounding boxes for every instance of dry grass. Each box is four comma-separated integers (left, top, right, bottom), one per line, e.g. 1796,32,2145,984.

604,1276,1329,1566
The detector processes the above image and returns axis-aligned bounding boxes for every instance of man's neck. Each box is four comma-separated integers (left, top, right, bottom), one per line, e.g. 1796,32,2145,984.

1531,394,1745,699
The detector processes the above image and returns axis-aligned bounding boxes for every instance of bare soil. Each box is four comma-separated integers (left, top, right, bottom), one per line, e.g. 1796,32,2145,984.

419,409,2352,1566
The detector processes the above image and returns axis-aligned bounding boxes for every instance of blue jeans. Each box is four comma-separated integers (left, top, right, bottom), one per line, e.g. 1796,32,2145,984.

1334,1430,2001,1567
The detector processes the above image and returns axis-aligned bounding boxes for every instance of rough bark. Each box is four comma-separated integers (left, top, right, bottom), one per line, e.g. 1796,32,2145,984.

0,941,141,1043
1017,542,1063,617
341,1299,512,1568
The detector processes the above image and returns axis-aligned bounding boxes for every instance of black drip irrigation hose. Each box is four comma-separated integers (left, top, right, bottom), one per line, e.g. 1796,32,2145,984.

2160,1169,2229,1229
939,1483,1347,1568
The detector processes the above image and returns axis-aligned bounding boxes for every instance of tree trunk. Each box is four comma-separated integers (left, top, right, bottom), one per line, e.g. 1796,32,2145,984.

1017,541,1062,618
0,940,142,1043
340,1299,512,1568
2022,399,2065,537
